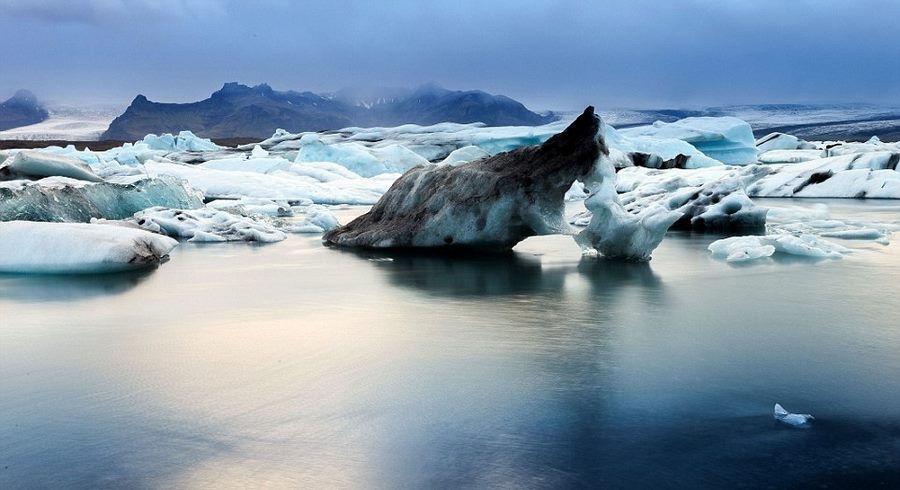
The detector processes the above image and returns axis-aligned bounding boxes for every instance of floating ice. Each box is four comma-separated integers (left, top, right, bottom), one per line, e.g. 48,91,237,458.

758,149,824,164
325,107,603,250
774,403,814,427
144,160,388,204
620,117,758,165
755,132,815,152
141,131,222,152
0,175,204,222
0,150,104,182
132,207,286,243
294,134,427,177
280,205,341,233
206,197,295,217
575,144,682,261
0,221,178,274
439,145,490,166
708,234,851,262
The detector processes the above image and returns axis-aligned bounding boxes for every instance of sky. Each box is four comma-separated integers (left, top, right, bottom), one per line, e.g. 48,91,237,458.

1,0,898,111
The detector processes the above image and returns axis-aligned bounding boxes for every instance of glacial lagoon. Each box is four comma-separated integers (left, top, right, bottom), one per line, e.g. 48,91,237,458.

2,199,899,489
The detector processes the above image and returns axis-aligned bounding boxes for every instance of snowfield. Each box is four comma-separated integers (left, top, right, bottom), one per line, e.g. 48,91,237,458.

0,109,897,272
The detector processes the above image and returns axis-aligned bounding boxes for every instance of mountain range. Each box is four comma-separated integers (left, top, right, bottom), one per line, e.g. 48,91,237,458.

102,83,554,141
0,90,49,131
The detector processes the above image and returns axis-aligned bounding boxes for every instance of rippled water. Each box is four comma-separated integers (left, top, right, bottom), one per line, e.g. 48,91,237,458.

1,200,899,489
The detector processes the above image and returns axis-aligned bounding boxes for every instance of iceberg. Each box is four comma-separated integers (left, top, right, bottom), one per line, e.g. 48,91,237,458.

143,160,388,204
755,132,815,152
774,403,814,427
708,234,850,262
439,145,490,166
294,134,427,177
206,197,295,217
757,149,824,164
0,150,104,182
0,175,204,222
141,131,223,152
0,221,178,274
620,117,758,165
324,107,604,250
132,207,287,243
575,142,682,261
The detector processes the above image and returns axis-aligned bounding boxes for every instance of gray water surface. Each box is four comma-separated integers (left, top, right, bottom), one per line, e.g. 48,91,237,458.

2,200,899,489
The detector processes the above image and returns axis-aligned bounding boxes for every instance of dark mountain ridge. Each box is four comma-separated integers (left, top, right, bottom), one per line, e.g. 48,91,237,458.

103,83,554,140
0,90,50,131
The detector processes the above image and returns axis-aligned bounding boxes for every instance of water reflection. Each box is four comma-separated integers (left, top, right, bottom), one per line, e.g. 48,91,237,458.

0,270,154,303
335,248,665,301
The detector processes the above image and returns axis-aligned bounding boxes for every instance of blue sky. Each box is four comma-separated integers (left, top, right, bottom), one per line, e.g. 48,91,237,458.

1,0,898,110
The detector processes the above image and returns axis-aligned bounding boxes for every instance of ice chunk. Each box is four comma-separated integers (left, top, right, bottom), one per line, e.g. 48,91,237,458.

774,403,814,427
1,150,104,182
280,205,341,234
755,132,815,152
142,131,222,152
708,234,851,262
250,145,269,158
707,236,776,262
0,175,204,222
294,134,382,175
0,221,178,274
206,197,294,217
576,147,682,261
758,149,824,164
439,145,490,165
620,117,758,165
819,228,884,240
606,124,723,169
143,160,387,204
132,207,286,243
200,156,292,174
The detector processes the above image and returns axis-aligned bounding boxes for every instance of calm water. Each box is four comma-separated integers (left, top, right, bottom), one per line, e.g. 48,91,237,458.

2,200,900,489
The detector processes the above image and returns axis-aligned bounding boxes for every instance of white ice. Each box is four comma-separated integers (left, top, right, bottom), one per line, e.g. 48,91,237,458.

619,116,758,165
141,131,223,152
708,234,851,262
774,403,814,427
1,150,104,182
0,221,178,274
576,141,682,261
132,207,287,243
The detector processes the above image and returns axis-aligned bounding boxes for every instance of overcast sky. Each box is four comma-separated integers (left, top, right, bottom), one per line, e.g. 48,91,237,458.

1,0,898,110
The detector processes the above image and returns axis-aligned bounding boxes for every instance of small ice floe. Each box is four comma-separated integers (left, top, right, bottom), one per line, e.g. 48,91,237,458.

708,234,851,262
367,258,394,262
774,403,814,427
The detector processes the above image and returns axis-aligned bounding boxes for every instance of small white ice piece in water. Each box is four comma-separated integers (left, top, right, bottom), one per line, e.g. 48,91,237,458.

774,403,814,427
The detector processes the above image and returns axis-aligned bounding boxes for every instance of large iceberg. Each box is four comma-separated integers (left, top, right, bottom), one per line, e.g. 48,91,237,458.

0,221,178,274
0,150,104,182
141,131,223,152
619,117,758,165
0,176,204,222
324,107,604,250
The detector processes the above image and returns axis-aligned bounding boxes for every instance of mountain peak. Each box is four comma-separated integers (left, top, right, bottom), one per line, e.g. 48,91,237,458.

0,89,50,131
